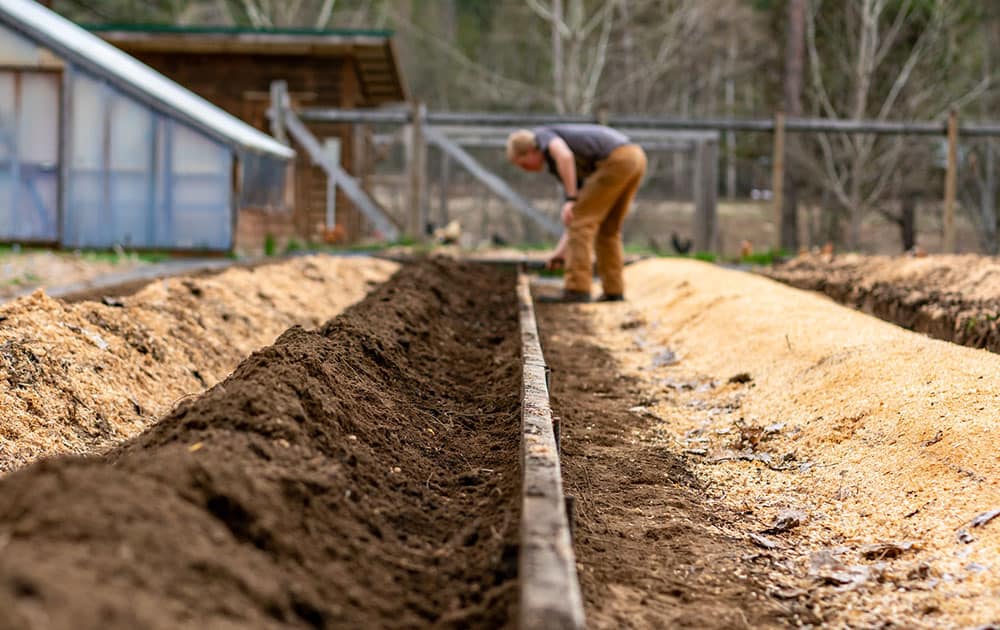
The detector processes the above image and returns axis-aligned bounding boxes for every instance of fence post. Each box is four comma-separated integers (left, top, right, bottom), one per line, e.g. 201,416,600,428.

693,139,719,253
772,111,786,252
944,110,958,253
406,101,428,241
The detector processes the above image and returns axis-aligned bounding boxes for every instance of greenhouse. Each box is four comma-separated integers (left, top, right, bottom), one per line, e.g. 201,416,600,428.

0,0,294,252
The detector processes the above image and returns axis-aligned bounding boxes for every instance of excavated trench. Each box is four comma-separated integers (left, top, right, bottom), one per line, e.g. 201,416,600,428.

0,260,522,629
763,256,1000,352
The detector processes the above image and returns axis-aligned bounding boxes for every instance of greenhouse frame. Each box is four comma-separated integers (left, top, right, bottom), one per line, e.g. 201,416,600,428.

0,0,295,252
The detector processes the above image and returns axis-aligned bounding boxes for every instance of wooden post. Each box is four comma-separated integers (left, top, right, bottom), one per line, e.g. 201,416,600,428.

406,101,428,241
352,122,367,237
944,109,958,253
322,138,340,229
269,80,288,145
438,151,450,225
772,112,786,251
693,139,719,253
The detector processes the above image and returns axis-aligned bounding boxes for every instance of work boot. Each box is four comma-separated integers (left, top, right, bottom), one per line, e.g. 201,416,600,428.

537,290,592,304
596,293,624,302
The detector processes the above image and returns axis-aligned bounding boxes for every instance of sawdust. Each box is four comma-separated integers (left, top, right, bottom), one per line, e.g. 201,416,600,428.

0,255,397,474
582,258,1000,628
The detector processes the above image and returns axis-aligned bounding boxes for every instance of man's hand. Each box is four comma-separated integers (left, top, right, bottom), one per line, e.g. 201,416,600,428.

561,201,575,227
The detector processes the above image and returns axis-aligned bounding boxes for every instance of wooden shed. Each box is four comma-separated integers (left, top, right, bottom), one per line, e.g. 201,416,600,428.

92,25,408,249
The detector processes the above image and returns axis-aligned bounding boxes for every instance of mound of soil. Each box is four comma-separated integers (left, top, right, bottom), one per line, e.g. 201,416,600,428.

763,253,1000,352
0,260,521,629
0,255,397,473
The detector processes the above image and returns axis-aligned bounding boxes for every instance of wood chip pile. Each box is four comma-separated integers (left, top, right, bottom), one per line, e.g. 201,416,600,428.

0,255,397,474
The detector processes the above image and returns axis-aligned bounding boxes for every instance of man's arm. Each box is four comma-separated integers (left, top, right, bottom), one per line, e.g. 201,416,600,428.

547,137,577,198
547,137,578,227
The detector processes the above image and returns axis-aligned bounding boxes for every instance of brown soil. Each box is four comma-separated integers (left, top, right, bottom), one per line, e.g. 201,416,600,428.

0,260,521,629
0,255,397,473
763,253,1000,352
536,301,803,629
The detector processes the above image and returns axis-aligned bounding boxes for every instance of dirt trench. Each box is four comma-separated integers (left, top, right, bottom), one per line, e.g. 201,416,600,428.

762,254,1000,352
0,260,521,629
537,302,802,629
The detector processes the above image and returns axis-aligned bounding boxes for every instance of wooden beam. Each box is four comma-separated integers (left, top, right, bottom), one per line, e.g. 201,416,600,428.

772,112,785,251
516,273,586,630
693,140,719,253
282,108,399,241
944,109,958,253
405,102,428,240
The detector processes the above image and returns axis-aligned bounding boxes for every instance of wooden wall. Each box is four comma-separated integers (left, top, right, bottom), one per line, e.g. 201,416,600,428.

126,51,368,251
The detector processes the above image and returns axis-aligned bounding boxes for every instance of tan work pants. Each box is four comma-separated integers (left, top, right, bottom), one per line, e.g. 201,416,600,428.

565,144,647,295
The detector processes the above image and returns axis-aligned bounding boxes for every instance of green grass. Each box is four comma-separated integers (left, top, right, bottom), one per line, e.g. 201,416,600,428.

0,245,172,264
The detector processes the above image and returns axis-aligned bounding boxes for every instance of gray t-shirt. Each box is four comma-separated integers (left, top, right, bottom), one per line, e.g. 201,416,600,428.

534,124,630,186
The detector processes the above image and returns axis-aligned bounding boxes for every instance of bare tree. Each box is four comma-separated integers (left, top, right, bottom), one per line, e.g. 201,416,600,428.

801,0,988,250
525,0,619,113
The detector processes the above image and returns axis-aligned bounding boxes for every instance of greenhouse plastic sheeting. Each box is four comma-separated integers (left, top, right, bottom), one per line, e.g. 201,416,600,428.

0,69,59,242
64,70,232,250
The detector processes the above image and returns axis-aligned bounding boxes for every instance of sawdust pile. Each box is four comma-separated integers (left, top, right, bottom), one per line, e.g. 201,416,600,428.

586,258,1000,628
0,250,149,299
0,255,397,474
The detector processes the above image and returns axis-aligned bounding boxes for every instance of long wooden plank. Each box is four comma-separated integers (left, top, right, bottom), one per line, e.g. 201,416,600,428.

516,273,586,630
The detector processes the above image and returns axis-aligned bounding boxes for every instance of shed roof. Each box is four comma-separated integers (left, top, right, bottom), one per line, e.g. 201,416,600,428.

90,24,408,106
0,0,294,160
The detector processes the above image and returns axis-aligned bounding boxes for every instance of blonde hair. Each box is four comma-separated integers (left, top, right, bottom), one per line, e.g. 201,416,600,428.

506,129,537,161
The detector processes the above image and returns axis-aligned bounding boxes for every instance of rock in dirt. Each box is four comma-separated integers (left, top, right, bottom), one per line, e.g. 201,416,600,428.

763,509,807,534
860,541,919,560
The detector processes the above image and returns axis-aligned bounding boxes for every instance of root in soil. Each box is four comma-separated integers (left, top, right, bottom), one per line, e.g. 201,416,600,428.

0,260,520,629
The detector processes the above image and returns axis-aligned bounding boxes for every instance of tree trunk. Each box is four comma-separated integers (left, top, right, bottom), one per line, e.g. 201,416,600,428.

552,0,565,113
781,0,806,251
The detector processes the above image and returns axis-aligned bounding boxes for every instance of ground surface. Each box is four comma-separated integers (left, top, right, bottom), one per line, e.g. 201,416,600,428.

557,258,1000,628
764,253,1000,353
0,254,397,473
0,260,521,629
538,302,802,628
0,250,153,299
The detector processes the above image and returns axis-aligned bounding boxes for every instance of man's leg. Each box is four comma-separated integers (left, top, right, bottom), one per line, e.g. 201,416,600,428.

564,164,629,294
595,145,647,297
